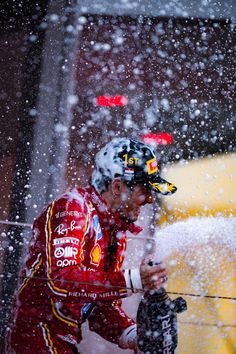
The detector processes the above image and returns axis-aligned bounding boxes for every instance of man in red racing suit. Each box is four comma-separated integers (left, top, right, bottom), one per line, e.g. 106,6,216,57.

5,138,177,353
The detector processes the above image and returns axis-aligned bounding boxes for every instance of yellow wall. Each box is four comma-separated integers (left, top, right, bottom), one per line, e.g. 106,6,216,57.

158,153,236,354
164,243,236,354
160,152,236,223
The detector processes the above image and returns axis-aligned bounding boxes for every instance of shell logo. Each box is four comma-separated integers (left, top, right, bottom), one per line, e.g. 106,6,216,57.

90,244,101,265
147,157,158,175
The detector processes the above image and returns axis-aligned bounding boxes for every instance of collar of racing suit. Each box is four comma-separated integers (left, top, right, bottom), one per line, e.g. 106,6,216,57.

84,184,143,236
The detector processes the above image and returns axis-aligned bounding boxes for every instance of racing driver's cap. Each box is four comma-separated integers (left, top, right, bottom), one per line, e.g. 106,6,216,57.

91,137,177,195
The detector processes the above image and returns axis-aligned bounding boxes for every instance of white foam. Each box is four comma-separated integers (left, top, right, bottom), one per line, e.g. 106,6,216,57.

154,216,236,260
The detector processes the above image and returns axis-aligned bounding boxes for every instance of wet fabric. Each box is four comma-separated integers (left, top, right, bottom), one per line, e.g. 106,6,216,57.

5,185,139,353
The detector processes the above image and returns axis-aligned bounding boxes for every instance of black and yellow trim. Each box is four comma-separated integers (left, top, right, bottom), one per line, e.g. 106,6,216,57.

45,203,68,296
119,288,128,294
18,256,42,294
51,299,78,328
41,322,58,354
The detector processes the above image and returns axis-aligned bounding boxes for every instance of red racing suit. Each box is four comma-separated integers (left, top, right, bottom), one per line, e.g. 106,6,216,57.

5,185,142,354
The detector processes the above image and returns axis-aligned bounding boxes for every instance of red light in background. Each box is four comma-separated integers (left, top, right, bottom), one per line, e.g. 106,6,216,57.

97,95,128,107
141,132,174,146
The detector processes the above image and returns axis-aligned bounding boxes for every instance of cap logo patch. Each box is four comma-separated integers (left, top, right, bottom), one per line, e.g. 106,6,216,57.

122,154,139,166
149,181,177,195
147,157,158,175
124,168,135,180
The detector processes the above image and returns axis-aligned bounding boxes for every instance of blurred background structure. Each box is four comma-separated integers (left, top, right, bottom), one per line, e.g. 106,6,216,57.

0,0,235,352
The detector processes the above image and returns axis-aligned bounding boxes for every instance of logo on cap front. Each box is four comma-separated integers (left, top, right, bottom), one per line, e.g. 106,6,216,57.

122,154,139,166
147,157,158,175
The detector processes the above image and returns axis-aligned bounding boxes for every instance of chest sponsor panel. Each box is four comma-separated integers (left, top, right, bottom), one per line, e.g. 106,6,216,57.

88,215,103,266
54,246,79,267
57,259,77,267
54,220,83,236
54,246,78,259
55,210,83,219
92,215,103,241
53,237,80,246
90,244,101,266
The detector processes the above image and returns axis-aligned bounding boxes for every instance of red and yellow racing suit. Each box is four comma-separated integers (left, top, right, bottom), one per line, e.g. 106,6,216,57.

5,185,142,353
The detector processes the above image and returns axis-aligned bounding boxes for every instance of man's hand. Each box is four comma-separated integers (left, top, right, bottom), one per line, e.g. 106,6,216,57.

119,324,137,349
140,256,167,291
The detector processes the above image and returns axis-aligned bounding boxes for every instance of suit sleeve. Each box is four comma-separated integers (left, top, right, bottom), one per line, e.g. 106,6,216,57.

43,196,138,302
88,300,135,345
